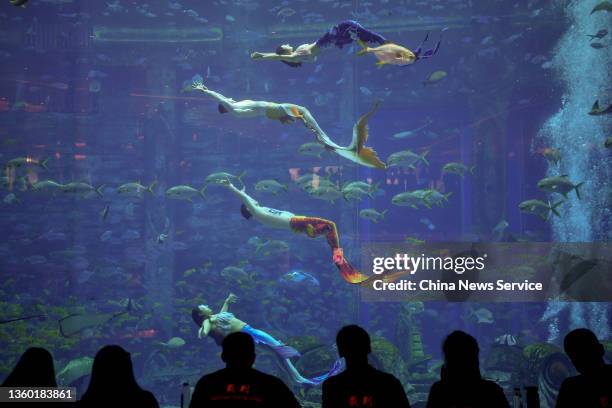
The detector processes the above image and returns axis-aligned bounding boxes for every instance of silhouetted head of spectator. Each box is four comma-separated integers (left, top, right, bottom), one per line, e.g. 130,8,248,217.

442,330,481,382
221,332,256,369
564,328,605,375
336,325,371,365
81,345,141,401
2,347,57,387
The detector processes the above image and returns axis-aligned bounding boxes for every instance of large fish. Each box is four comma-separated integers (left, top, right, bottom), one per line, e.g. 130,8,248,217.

356,40,416,66
58,300,133,337
57,357,94,386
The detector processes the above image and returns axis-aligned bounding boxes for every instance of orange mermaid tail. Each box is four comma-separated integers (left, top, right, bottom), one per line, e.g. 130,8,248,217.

290,216,369,284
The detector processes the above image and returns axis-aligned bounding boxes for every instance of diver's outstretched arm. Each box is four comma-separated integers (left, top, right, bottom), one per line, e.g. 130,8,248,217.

192,81,236,106
221,179,260,215
220,293,237,313
251,52,293,61
221,179,294,229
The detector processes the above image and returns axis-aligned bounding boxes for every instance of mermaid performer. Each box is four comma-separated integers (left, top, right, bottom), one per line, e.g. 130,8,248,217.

250,20,387,67
191,80,386,169
192,293,342,385
250,20,440,67
217,178,369,284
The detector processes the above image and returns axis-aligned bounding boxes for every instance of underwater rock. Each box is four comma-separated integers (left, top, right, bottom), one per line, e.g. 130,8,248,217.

299,401,321,408
286,335,321,352
395,302,431,366
482,344,526,389
293,344,337,380
602,341,612,361
538,352,575,408
522,342,561,363
302,387,322,405
369,336,409,387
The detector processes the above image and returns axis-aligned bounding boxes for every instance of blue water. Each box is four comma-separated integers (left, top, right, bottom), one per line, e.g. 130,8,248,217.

0,0,610,406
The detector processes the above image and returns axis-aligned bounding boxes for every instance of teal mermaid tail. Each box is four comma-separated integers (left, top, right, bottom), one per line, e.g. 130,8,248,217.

241,325,341,385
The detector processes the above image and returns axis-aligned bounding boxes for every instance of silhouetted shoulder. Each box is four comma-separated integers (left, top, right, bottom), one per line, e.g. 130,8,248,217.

79,391,158,408
556,365,612,408
322,366,410,408
427,379,509,408
323,366,397,385
141,390,160,408
190,368,300,408
480,379,507,404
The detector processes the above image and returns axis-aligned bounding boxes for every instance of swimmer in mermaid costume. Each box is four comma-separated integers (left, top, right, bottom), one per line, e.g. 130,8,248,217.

191,80,386,169
217,178,369,284
250,20,387,67
192,293,342,385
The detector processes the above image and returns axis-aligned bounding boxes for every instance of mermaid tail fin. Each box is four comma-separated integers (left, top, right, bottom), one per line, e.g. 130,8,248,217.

309,359,344,385
336,100,386,169
337,259,369,284
414,32,429,56
272,344,301,359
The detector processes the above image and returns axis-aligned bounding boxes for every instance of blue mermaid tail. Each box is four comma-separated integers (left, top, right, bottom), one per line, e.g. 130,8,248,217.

316,20,386,49
309,358,344,384
241,325,342,385
413,32,442,61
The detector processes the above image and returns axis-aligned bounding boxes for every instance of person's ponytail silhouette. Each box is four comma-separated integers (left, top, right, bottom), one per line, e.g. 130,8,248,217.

322,324,411,408
426,330,509,408
189,331,300,407
556,328,611,408
78,345,158,408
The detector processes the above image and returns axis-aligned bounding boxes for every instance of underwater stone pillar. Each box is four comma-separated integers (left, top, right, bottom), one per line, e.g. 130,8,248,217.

469,97,508,235
338,59,366,323
143,64,177,337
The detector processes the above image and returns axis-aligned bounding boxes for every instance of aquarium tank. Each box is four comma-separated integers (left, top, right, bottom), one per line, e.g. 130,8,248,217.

0,0,610,407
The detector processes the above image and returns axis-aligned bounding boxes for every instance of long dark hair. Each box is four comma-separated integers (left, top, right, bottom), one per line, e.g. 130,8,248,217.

275,45,292,55
2,347,57,387
192,307,205,327
80,345,142,402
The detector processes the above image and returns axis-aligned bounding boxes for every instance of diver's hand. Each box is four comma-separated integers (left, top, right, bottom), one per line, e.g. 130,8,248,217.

226,293,238,303
192,81,208,92
250,52,264,59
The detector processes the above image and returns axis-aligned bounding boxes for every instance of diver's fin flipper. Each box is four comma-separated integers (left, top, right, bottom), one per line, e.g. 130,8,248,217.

351,100,381,152
338,100,386,169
